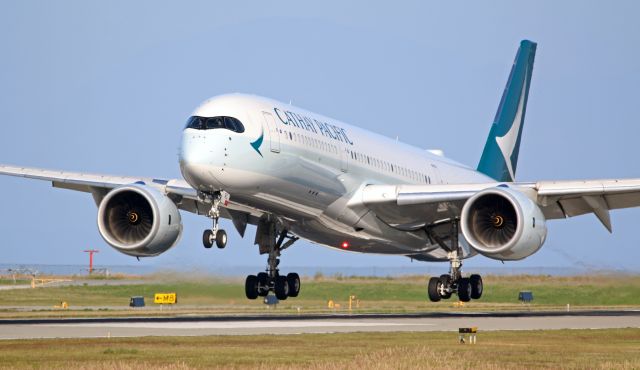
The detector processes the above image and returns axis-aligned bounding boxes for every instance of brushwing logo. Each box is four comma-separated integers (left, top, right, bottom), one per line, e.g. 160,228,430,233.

250,128,264,157
495,70,528,181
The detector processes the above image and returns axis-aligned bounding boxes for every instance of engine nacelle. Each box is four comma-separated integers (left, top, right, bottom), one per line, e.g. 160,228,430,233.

97,184,182,257
460,186,547,260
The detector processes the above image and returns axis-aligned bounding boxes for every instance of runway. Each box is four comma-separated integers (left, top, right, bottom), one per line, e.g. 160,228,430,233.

1,310,638,340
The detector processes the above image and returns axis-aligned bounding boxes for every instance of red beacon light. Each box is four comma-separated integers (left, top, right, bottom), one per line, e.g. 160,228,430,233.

341,241,350,249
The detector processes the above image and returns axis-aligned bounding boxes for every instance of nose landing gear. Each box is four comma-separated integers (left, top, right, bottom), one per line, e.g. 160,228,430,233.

203,228,227,249
201,191,230,249
426,218,483,302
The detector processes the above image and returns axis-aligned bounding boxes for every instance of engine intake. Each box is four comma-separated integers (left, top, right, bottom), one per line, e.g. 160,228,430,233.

97,185,182,257
461,186,547,260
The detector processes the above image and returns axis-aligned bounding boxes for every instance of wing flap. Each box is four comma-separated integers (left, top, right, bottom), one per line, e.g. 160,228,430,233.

535,179,640,223
603,191,640,209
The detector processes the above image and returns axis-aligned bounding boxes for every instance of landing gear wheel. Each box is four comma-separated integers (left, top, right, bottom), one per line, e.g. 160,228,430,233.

274,275,289,300
216,229,227,249
470,274,483,299
245,275,258,300
286,273,301,297
257,272,269,297
439,274,452,299
202,230,214,249
458,278,472,302
428,277,442,302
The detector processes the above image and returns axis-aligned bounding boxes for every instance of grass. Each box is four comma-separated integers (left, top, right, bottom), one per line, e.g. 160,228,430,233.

0,278,31,285
0,274,638,318
0,329,637,369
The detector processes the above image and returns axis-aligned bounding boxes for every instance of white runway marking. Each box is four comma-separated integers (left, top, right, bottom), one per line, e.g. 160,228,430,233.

49,320,428,330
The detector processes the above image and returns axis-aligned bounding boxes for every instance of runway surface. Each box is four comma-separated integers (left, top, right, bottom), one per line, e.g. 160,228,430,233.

0,311,638,339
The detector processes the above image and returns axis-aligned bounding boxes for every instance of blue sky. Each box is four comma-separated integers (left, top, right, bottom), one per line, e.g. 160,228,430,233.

0,1,639,272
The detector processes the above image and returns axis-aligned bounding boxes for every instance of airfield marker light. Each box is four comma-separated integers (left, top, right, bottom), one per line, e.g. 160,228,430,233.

341,241,350,249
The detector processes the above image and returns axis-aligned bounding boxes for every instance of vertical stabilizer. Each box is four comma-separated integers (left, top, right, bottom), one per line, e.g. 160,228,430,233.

477,40,537,182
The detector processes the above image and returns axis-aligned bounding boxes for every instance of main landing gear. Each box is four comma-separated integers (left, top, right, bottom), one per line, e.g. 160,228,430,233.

202,191,230,249
245,218,300,300
426,218,483,303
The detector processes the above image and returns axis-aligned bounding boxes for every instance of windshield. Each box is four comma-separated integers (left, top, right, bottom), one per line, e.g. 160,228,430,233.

184,116,245,133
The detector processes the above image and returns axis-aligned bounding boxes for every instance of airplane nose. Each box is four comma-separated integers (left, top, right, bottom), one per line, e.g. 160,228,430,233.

179,134,205,166
179,132,226,190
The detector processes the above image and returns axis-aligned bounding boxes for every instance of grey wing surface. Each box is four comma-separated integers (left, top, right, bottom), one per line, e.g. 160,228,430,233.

359,179,640,232
0,164,263,235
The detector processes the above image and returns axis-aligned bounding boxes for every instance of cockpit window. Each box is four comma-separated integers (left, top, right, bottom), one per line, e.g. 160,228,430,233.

184,116,245,133
206,116,224,129
224,117,240,132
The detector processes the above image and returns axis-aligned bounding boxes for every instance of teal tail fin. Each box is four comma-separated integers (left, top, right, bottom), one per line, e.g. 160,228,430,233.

477,40,537,182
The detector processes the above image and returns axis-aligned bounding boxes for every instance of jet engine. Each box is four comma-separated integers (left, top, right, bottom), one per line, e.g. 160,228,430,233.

97,184,182,257
460,186,547,260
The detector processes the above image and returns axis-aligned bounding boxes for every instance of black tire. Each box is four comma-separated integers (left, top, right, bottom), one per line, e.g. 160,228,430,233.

202,230,214,249
257,272,269,297
458,278,471,302
470,274,483,299
286,273,301,297
427,277,441,302
215,229,227,249
245,275,258,300
439,274,452,299
274,275,289,300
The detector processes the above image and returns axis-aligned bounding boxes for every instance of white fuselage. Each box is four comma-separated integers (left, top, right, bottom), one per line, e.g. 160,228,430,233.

179,94,494,260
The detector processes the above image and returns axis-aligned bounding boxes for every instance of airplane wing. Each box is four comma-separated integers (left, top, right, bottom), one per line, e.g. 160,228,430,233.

0,164,264,233
361,179,640,232
4,164,640,234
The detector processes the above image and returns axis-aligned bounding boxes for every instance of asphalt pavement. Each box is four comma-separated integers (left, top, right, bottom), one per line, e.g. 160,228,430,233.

0,310,637,339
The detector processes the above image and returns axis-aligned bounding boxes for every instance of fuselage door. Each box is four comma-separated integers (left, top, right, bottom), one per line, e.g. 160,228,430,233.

430,163,443,184
340,144,349,172
262,112,280,153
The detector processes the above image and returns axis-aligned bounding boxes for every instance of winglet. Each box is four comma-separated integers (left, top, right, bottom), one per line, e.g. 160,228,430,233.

478,40,537,182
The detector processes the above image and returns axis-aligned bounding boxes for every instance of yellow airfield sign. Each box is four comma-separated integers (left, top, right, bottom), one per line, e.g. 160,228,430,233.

154,293,177,304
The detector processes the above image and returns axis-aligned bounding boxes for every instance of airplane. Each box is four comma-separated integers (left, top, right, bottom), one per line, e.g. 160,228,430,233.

2,40,640,302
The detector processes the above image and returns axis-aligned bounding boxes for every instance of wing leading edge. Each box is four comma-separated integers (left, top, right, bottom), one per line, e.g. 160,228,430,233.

0,163,196,199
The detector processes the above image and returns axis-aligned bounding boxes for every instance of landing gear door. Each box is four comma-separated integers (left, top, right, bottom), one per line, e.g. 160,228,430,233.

262,112,280,153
